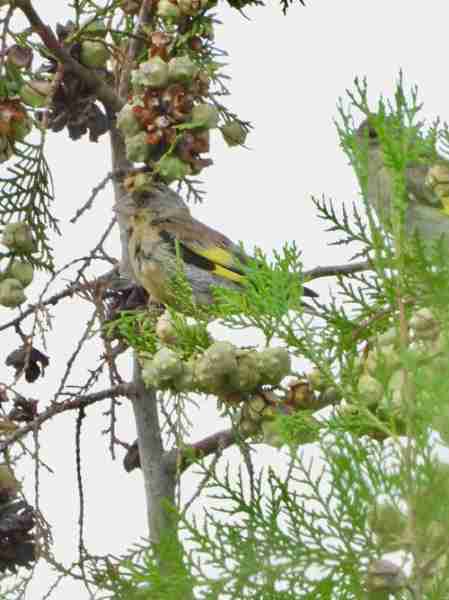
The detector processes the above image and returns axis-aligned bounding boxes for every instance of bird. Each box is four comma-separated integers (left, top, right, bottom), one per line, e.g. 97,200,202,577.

115,185,318,308
354,117,449,246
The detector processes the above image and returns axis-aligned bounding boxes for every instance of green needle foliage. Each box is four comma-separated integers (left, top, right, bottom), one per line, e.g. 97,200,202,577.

0,138,57,270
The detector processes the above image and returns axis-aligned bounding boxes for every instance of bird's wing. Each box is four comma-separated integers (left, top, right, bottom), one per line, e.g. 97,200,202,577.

154,216,248,284
154,216,318,298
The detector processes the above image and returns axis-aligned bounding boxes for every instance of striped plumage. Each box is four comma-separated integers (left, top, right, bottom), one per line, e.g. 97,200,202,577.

119,187,317,306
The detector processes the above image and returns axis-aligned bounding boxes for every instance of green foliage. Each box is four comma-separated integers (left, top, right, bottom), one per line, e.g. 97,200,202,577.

175,438,384,599
212,243,312,343
276,410,322,446
0,139,57,270
104,309,159,354
167,309,212,359
86,535,195,600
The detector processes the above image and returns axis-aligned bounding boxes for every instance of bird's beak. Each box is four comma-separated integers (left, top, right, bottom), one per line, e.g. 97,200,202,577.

113,198,136,218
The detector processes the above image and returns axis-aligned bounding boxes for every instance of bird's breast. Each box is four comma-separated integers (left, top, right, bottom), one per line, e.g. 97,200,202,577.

129,233,176,303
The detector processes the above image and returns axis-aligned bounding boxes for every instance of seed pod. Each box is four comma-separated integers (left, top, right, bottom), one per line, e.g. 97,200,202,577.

173,358,196,392
376,327,397,348
255,347,291,386
2,222,36,253
8,260,34,288
365,344,400,375
0,278,26,308
220,120,248,146
80,40,110,69
125,131,152,163
117,102,143,137
178,0,209,15
157,155,191,183
195,341,238,394
132,56,169,89
83,18,107,38
168,56,198,83
141,348,184,389
234,350,260,391
156,0,182,19
20,80,52,108
410,307,439,340
191,103,219,129
357,373,383,408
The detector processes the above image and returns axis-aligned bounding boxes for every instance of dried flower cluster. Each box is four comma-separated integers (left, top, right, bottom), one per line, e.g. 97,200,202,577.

118,20,247,186
0,464,37,573
0,100,31,163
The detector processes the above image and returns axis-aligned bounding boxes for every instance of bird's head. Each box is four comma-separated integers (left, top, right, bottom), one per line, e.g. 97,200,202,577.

114,187,190,225
355,117,380,149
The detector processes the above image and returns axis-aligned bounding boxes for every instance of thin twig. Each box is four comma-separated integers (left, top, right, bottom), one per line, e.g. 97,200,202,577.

0,383,135,453
14,0,122,113
0,266,119,334
70,173,115,223
304,260,371,280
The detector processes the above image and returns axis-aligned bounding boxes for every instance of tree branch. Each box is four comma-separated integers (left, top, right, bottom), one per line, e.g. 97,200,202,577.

124,427,240,473
118,0,153,100
0,267,120,334
304,260,371,280
0,383,135,453
14,0,123,114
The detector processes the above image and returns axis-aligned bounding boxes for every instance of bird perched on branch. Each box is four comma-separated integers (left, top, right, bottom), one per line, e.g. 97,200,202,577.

355,117,449,245
116,186,317,308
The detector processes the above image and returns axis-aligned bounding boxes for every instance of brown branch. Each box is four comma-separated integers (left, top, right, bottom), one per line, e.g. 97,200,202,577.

118,0,153,100
0,383,135,454
0,267,120,334
124,427,241,473
304,260,371,281
14,0,123,114
70,173,115,224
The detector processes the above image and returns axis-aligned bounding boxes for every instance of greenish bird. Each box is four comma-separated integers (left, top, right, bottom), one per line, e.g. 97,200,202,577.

355,118,449,246
116,186,317,307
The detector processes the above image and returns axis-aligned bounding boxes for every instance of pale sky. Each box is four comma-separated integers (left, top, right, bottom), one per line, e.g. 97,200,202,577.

2,1,449,598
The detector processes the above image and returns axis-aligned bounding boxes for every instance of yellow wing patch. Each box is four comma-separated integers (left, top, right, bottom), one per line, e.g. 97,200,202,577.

187,243,245,283
213,264,244,284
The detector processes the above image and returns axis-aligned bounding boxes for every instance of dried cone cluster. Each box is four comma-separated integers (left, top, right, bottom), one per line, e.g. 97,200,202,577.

0,464,37,573
0,222,36,309
350,307,445,436
118,20,245,186
32,20,109,142
0,100,31,163
118,29,215,184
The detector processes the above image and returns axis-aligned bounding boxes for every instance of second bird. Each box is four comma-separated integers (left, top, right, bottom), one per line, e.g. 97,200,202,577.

355,117,449,246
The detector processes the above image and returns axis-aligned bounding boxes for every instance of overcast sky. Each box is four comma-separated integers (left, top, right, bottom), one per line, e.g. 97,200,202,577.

2,1,449,598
